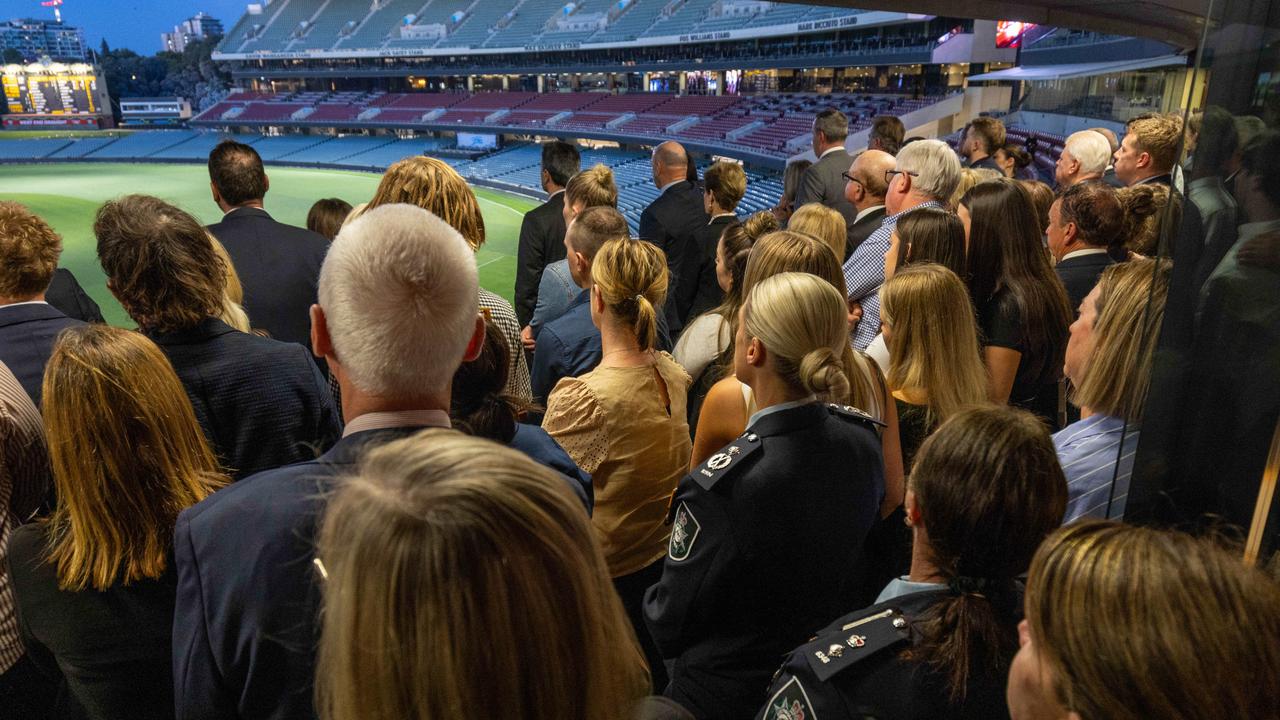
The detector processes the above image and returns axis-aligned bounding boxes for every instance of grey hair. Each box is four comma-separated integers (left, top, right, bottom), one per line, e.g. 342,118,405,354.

814,109,849,142
1065,131,1113,176
895,139,962,203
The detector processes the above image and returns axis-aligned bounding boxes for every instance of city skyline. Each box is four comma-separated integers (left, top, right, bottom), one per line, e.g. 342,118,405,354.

0,0,248,53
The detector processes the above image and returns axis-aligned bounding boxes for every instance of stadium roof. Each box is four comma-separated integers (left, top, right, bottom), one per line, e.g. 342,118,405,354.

779,0,1212,47
968,53,1188,80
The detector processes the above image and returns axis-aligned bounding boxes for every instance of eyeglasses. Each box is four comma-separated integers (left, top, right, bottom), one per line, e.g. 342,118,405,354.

841,172,862,187
885,169,919,185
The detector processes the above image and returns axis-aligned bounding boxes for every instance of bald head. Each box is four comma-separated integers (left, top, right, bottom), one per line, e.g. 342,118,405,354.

1089,127,1120,155
845,149,895,210
652,141,690,188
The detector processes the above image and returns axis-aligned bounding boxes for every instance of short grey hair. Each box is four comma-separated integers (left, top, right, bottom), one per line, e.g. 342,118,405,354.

895,139,962,203
319,203,479,398
814,109,848,142
1064,131,1113,176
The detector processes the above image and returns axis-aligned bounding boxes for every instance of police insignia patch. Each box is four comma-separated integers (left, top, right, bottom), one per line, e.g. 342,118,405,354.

668,502,701,561
763,677,817,720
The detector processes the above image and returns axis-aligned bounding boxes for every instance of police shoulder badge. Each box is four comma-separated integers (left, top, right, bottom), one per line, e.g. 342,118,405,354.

668,501,701,561
763,677,817,720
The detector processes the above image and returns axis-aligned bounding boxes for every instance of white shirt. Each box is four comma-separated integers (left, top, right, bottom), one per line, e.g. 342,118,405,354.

342,409,451,438
1060,247,1110,262
819,145,846,159
659,179,685,193
854,204,886,224
0,300,49,310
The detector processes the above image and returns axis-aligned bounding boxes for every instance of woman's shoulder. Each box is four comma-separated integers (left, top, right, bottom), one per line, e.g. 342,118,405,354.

7,522,51,570
655,351,693,386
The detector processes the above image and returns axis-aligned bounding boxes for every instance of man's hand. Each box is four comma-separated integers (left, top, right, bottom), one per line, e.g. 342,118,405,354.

520,325,536,351
847,300,863,333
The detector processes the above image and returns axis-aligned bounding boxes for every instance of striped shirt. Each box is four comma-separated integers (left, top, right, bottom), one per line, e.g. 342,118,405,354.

841,201,942,349
0,360,50,673
1054,414,1139,523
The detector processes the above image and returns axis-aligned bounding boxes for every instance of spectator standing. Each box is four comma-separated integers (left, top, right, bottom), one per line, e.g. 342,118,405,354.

1048,182,1124,312
171,204,488,720
843,149,896,256
1113,113,1183,187
543,238,691,692
867,115,905,156
9,325,226,720
1117,183,1180,257
95,195,341,480
774,159,812,223
1185,106,1240,284
789,203,848,265
1089,126,1125,187
1057,259,1170,522
640,141,708,338
758,406,1067,720
1021,180,1056,239
0,202,84,407
645,272,884,720
843,139,962,350
961,117,1006,172
515,141,580,329
960,179,1073,427
304,198,352,242
684,161,745,323
795,109,859,252
205,140,330,349
44,269,104,324
1054,130,1113,188
995,142,1036,181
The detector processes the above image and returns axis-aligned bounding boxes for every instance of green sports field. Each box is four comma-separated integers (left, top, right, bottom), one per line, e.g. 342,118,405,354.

0,162,535,327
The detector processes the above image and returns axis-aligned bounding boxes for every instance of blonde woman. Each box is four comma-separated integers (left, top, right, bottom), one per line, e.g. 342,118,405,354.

8,325,226,720
645,272,885,720
1009,521,1280,720
1056,259,1171,522
543,237,691,690
315,431,649,720
363,155,531,401
789,202,848,263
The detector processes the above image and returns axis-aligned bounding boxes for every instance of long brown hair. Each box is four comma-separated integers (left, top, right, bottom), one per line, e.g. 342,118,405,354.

450,321,535,443
41,325,226,591
316,431,648,720
366,156,486,250
892,206,966,278
1026,521,1280,720
906,406,1067,701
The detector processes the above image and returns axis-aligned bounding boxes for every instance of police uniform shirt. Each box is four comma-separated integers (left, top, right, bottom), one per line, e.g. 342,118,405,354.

755,585,1023,720
643,401,885,720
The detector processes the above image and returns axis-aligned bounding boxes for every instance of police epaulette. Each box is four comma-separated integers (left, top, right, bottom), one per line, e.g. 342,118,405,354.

691,431,763,490
801,608,910,681
827,403,886,428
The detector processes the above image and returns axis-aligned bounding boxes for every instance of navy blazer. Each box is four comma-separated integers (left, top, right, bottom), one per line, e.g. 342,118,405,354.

511,422,593,513
0,303,84,406
1055,251,1116,312
173,427,422,720
206,207,329,349
148,318,342,480
640,181,710,338
683,215,737,325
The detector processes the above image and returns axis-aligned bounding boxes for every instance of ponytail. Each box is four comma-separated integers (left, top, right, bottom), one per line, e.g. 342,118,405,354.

450,321,535,444
798,346,851,402
591,238,669,351
633,293,658,352
905,578,1021,702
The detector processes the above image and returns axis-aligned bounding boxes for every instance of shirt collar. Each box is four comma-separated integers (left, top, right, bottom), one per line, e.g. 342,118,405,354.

0,299,49,309
1060,247,1110,262
1237,219,1280,244
548,189,565,199
659,179,685,193
820,145,846,159
854,204,885,223
886,200,942,223
342,409,451,438
709,212,736,223
875,576,946,604
746,395,817,431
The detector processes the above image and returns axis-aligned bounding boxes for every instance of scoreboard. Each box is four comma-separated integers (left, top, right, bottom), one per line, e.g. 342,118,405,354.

2,62,113,128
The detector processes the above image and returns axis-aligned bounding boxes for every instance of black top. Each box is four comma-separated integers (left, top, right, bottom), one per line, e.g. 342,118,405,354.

1055,252,1116,313
515,192,568,327
975,287,1061,426
7,523,177,720
682,215,737,326
45,269,104,324
644,402,885,720
639,181,711,338
0,302,84,407
147,318,342,480
205,206,330,349
894,398,936,472
755,587,1021,720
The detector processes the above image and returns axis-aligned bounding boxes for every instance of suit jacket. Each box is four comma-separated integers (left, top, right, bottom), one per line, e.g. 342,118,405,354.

147,318,342,480
172,427,423,720
684,214,737,324
639,180,709,338
847,206,887,258
45,269,104,324
515,191,568,327
1055,251,1116,312
0,303,84,406
795,149,859,252
206,207,330,349
968,155,1003,172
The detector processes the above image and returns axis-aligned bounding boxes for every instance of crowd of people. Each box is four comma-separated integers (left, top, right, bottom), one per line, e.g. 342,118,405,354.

0,103,1277,720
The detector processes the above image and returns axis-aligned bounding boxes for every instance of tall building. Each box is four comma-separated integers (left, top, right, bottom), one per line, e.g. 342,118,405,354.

0,18,87,62
161,12,225,53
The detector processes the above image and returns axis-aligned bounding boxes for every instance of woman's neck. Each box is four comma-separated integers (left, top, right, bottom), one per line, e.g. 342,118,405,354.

907,533,947,585
748,371,809,411
599,314,651,368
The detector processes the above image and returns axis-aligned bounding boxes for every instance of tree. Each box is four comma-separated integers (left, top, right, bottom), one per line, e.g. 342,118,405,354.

2,48,23,64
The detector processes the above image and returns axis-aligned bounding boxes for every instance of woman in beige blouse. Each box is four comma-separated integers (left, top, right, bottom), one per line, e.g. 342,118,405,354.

543,236,691,690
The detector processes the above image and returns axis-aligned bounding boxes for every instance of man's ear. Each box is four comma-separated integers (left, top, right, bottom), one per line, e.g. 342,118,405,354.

1064,221,1079,244
210,181,222,205
263,173,270,195
1138,151,1152,170
311,304,333,359
462,314,486,363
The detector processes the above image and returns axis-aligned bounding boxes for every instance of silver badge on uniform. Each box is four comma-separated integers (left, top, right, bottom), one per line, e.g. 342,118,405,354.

668,502,701,562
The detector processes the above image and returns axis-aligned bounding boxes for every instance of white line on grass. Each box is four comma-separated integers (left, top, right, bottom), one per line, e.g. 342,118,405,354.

478,256,510,269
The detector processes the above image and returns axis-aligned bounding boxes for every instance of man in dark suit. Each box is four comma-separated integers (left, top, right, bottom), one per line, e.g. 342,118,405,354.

795,108,858,252
1113,113,1183,188
205,139,329,348
95,195,341,481
842,149,896,258
1047,182,1124,312
172,204,488,720
45,268,103,323
0,202,85,406
639,141,708,338
961,116,1007,172
684,161,745,323
516,141,580,333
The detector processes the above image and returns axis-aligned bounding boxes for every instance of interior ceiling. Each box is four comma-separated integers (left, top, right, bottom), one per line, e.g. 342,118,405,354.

780,0,1215,48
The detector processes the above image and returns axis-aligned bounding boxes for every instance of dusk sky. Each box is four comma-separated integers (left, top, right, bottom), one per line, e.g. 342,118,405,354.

0,0,253,53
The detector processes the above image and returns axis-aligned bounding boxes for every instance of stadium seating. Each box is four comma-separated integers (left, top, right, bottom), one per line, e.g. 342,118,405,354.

0,138,73,159
84,131,204,159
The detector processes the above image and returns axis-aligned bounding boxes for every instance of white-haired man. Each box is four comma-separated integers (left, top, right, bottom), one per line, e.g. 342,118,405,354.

172,204,487,720
841,139,961,349
1055,130,1113,188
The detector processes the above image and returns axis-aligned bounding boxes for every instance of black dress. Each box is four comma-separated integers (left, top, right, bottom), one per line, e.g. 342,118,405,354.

975,287,1062,428
7,523,177,720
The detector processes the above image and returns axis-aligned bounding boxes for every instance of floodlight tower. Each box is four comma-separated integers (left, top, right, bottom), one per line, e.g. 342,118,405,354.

41,0,64,24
